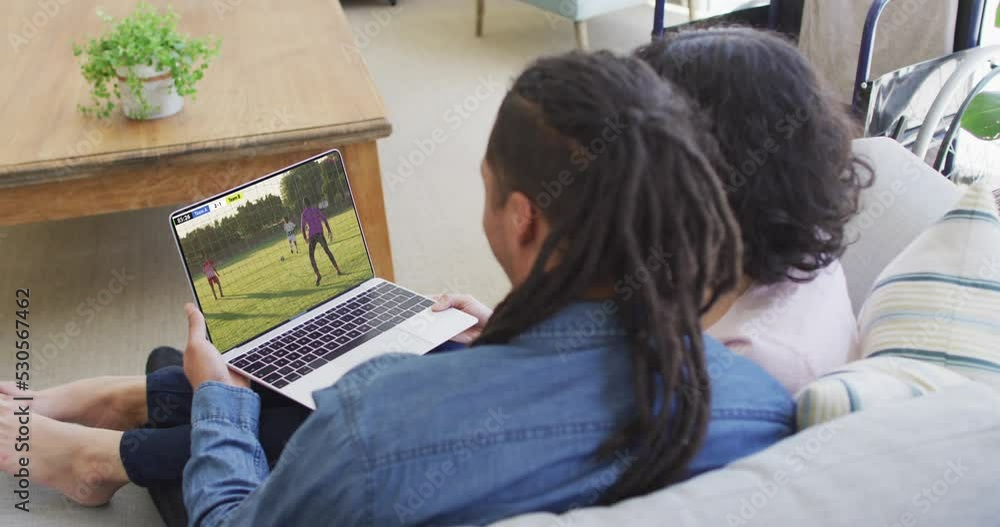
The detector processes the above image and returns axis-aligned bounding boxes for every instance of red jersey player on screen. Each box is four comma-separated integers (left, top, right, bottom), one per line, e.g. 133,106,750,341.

201,254,224,300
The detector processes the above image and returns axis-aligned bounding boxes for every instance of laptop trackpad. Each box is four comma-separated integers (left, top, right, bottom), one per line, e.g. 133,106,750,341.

283,326,433,409
284,308,475,409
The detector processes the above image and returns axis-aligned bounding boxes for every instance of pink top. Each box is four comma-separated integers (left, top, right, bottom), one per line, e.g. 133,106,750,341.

705,261,858,394
202,260,218,279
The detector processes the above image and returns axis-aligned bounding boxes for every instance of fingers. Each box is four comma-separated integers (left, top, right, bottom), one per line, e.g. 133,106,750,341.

230,370,252,389
432,293,470,312
431,294,452,311
185,303,208,342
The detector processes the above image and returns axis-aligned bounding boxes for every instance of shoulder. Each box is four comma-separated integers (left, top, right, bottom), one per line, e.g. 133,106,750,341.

320,346,529,415
708,262,856,377
702,335,794,417
315,342,630,456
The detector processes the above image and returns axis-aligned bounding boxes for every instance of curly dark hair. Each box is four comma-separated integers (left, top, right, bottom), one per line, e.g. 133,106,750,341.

636,27,872,285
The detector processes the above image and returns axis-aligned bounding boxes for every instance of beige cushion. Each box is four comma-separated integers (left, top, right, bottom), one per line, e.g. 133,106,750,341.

493,382,1000,526
842,138,962,314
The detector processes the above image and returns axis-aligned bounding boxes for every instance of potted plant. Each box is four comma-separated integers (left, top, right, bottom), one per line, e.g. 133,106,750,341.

72,3,221,120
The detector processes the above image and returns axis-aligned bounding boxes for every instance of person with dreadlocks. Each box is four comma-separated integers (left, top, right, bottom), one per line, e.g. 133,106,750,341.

0,51,793,525
635,28,872,394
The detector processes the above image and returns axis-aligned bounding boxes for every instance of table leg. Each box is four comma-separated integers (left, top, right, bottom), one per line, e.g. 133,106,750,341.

476,0,485,36
340,141,394,280
574,21,589,49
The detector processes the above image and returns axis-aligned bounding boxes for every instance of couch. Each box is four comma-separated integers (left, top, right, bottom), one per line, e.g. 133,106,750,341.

492,138,999,526
2,139,996,525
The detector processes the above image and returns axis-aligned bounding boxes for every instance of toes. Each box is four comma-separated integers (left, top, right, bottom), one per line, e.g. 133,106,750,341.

0,397,14,417
0,396,17,413
0,383,33,402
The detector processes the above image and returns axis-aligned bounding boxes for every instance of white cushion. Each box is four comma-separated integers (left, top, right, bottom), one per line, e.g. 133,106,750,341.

842,138,962,314
492,382,1000,526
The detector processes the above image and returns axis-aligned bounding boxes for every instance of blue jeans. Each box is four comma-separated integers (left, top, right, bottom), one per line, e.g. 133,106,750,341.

131,342,469,526
119,366,311,486
121,341,469,487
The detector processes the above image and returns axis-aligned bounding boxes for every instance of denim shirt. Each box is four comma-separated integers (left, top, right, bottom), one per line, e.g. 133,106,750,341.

183,302,794,526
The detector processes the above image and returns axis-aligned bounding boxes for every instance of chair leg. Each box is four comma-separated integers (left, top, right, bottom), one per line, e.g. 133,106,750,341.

476,0,485,37
574,20,589,49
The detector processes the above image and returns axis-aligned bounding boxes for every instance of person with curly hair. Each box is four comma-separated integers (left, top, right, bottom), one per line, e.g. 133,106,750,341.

636,27,873,393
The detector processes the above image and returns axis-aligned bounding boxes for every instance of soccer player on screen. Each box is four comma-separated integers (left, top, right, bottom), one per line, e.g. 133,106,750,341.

282,216,299,254
201,254,224,300
301,197,344,286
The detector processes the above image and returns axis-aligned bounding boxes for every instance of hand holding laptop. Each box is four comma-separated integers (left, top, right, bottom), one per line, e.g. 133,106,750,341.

183,303,250,390
431,294,492,344
181,294,490,394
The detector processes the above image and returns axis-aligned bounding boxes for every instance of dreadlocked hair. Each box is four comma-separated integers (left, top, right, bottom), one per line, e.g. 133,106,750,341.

473,51,743,504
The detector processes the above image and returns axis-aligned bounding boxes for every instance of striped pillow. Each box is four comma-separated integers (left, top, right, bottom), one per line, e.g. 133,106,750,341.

795,356,967,429
795,183,999,429
859,182,1000,388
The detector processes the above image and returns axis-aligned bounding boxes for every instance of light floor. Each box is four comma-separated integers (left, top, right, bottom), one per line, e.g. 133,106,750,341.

0,0,677,523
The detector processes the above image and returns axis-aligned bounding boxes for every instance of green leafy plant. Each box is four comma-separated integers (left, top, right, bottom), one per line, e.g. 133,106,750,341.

72,3,221,119
957,8,1000,142
961,90,1000,141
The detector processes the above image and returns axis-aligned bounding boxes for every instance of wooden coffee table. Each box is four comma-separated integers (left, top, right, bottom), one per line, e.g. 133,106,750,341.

0,0,395,279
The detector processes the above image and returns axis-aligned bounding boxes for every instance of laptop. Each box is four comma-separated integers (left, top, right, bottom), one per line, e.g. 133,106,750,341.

169,148,476,409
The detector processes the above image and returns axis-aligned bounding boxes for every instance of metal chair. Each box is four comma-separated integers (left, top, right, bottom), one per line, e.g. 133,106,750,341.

852,0,988,113
851,0,993,180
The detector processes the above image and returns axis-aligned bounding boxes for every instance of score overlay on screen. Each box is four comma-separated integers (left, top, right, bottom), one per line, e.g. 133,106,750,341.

173,190,246,227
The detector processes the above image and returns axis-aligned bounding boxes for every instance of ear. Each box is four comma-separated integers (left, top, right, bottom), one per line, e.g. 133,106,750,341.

507,191,540,246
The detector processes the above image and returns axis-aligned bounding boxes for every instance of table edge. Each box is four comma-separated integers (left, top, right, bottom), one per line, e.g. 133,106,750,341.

0,118,392,188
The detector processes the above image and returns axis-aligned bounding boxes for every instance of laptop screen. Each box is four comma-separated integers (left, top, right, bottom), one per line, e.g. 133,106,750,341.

171,150,374,353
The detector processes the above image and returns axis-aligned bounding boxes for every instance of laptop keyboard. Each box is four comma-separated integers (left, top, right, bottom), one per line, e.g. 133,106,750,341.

230,283,435,388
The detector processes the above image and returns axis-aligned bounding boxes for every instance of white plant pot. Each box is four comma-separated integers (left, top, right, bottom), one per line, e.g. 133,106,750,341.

115,65,184,120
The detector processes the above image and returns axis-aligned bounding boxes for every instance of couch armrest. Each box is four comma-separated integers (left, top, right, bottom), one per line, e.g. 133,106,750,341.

491,382,1000,526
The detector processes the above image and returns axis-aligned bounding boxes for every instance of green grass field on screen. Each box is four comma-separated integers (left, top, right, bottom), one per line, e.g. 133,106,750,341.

190,208,372,352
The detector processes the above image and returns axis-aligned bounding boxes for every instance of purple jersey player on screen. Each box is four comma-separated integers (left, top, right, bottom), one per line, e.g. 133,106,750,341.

301,197,344,286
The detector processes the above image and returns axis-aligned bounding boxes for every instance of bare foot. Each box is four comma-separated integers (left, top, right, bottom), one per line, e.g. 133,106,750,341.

0,397,128,506
0,377,146,431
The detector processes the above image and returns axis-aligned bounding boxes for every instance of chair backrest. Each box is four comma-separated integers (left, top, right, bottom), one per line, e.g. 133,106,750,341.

799,0,960,106
861,47,994,140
